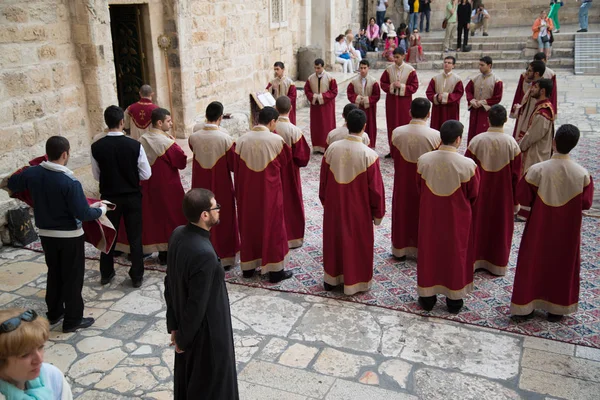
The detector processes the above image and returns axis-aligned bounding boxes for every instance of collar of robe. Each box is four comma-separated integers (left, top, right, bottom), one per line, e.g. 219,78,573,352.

187,223,210,237
439,145,458,152
252,125,271,132
203,123,220,130
345,135,363,142
409,119,427,125
552,153,570,160
278,116,290,122
488,127,504,133
148,127,171,137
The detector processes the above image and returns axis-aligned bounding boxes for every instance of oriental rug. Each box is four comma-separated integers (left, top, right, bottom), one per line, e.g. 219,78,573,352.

21,134,600,349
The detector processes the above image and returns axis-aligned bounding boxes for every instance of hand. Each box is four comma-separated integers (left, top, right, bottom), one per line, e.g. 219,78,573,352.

99,205,107,217
170,331,184,353
514,103,522,110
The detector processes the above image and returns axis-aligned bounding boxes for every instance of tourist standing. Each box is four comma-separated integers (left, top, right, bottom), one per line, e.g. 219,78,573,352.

408,0,421,32
347,59,381,148
376,0,389,28
577,0,592,33
456,0,472,51
465,56,503,143
164,189,239,399
304,59,338,153
425,56,464,130
124,84,159,140
420,0,432,32
267,61,297,125
548,0,563,33
444,0,458,52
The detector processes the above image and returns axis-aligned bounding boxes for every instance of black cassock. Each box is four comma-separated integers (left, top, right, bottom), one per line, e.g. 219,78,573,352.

165,224,239,400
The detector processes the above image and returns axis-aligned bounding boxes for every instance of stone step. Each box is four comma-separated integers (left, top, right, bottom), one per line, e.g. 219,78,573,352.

366,58,573,71
421,42,525,51
411,33,574,44
366,48,573,63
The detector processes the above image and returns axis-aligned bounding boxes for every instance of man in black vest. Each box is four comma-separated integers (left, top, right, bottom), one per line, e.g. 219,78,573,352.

91,105,152,288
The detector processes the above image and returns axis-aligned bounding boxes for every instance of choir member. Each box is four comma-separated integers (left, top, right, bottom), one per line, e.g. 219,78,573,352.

267,61,298,125
234,107,293,283
274,96,311,248
511,124,593,322
347,59,381,148
534,52,558,113
188,102,240,269
465,56,503,143
124,84,159,140
465,105,522,276
390,98,441,260
511,61,545,140
326,104,371,147
319,109,385,294
380,47,419,157
425,56,464,130
304,59,338,153
416,120,480,313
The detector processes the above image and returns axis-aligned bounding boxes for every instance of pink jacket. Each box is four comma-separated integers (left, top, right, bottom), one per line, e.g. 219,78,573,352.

367,24,380,40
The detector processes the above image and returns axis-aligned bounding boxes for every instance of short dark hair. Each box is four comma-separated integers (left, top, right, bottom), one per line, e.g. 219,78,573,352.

139,84,153,97
535,78,553,97
529,60,546,77
104,105,124,129
314,58,325,67
440,120,464,145
151,108,170,126
205,101,224,122
533,52,547,62
258,106,279,125
488,104,507,127
480,56,493,66
274,61,285,69
182,188,214,224
444,56,456,64
359,59,370,67
342,103,359,120
335,34,345,42
275,96,292,114
393,47,406,56
45,136,70,161
346,109,367,134
385,17,392,23
411,98,431,119
555,124,580,154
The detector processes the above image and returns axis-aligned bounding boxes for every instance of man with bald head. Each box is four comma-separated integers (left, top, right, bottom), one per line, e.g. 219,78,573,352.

125,84,159,140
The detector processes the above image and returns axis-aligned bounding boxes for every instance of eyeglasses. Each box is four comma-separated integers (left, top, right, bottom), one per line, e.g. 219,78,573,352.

0,310,38,334
205,204,221,212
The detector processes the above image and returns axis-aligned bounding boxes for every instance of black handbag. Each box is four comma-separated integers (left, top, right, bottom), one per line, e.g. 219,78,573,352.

7,207,38,246
541,34,550,43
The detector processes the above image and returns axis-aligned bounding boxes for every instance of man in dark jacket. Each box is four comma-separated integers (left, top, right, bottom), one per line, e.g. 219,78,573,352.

8,136,105,332
420,0,432,32
165,188,239,400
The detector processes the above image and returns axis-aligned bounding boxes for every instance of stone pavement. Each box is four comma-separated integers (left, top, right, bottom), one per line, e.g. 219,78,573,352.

1,70,600,399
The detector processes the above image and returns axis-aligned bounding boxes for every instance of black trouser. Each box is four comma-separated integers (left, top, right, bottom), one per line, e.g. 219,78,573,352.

100,193,144,281
457,22,470,50
40,235,85,326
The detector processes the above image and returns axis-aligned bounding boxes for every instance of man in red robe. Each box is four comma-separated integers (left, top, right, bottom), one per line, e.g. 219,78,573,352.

326,104,371,148
347,60,381,148
511,124,593,322
510,61,545,140
465,56,503,143
416,120,480,313
380,47,419,157
188,101,240,269
319,109,385,294
274,96,310,248
124,84,159,140
304,58,338,153
234,107,293,283
390,98,441,260
465,105,522,276
267,61,298,125
534,52,558,113
425,56,464,130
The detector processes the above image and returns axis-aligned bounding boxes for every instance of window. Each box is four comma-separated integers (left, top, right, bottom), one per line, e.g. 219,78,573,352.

270,0,288,29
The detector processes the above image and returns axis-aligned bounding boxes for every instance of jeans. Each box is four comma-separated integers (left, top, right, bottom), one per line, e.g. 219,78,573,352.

409,12,420,32
579,2,591,30
376,11,386,28
420,10,431,32
537,35,551,49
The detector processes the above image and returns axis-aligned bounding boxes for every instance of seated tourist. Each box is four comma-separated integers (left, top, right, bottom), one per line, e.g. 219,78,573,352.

382,31,398,62
406,29,426,63
334,34,353,74
470,4,490,36
366,17,380,51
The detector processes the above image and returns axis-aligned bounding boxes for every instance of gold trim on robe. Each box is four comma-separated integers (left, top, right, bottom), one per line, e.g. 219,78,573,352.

324,272,372,296
391,120,441,163
431,72,462,105
385,62,416,97
270,76,294,98
240,252,289,274
468,72,501,111
139,127,175,166
511,299,578,316
308,72,333,105
417,145,477,197
324,136,379,184
474,260,507,276
417,283,474,300
275,117,304,147
392,246,417,258
467,127,521,172
326,126,370,147
543,67,556,79
350,75,377,109
524,154,592,207
235,126,286,172
189,126,234,169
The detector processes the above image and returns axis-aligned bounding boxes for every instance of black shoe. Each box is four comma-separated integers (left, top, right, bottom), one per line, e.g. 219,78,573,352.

511,311,534,322
324,282,336,291
418,296,437,311
577,29,588,33
547,313,564,322
63,317,95,333
242,269,256,279
482,32,488,36
132,277,143,288
100,271,116,285
223,265,232,271
394,255,407,262
48,314,64,325
269,270,293,283
446,298,464,314
384,153,392,159
158,251,168,266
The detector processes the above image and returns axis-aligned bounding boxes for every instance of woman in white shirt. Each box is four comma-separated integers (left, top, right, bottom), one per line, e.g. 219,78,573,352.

334,34,353,74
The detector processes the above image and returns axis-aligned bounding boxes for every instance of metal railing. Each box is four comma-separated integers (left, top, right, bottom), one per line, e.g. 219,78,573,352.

575,34,600,75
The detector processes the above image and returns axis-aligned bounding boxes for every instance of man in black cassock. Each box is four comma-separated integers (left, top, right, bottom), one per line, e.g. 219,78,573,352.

164,188,239,400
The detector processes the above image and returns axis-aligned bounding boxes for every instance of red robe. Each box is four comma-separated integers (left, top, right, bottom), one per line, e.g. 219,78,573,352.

465,73,503,143
390,120,441,258
189,125,240,267
124,98,159,140
234,126,292,273
465,128,522,276
274,117,311,248
425,72,464,131
416,146,480,299
543,67,558,114
319,136,386,295
511,154,594,315
304,73,338,153
347,75,381,148
267,78,297,125
380,63,419,151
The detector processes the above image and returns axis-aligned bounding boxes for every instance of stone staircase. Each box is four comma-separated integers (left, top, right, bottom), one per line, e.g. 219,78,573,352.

575,33,600,75
361,33,574,71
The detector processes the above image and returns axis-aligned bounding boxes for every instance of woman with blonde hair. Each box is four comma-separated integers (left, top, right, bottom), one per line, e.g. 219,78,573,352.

532,9,554,59
0,309,72,399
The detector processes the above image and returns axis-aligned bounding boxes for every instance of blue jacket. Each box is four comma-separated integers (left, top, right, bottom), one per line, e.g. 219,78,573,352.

7,163,101,233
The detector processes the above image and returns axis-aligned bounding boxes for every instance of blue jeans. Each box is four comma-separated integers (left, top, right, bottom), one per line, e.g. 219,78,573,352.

409,12,420,32
579,2,591,30
420,10,431,32
376,11,386,28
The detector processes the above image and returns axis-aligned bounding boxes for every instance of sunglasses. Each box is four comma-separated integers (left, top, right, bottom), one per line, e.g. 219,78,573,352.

0,310,38,334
